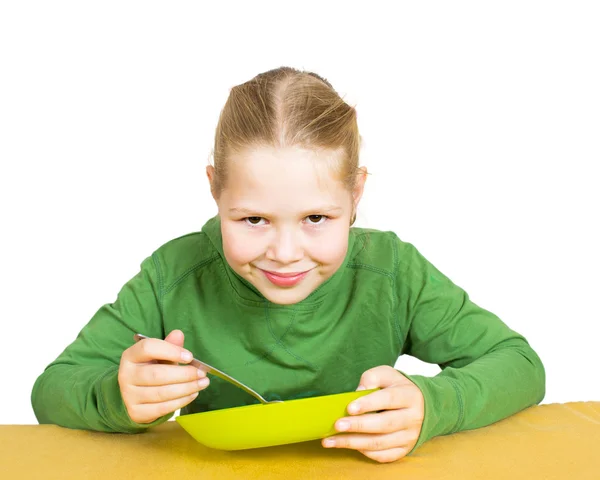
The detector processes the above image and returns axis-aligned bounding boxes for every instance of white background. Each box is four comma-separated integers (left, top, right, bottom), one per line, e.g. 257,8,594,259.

1,1,598,425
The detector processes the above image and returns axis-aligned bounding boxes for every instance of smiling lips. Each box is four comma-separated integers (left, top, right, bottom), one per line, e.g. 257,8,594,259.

260,269,310,287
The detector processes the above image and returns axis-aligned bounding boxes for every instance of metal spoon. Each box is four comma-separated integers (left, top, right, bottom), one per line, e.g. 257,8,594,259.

133,333,281,405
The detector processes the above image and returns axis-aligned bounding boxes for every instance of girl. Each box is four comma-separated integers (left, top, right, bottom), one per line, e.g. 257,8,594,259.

32,66,545,463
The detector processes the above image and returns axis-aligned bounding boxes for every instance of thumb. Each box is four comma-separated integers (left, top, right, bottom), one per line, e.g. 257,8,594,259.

164,329,185,348
158,330,186,365
357,365,410,390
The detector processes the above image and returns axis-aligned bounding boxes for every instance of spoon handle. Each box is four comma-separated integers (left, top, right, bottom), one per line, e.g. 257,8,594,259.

133,333,270,404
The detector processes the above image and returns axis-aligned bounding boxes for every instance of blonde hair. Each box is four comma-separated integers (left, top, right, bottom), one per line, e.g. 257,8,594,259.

211,67,361,214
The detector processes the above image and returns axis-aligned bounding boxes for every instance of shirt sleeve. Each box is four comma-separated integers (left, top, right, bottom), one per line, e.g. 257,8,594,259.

393,235,546,453
31,253,172,432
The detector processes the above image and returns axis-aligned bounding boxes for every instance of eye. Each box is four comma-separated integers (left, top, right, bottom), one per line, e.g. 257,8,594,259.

306,215,326,225
244,217,265,226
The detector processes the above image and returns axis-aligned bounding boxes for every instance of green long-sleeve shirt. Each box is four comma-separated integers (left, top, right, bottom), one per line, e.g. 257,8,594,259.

31,216,545,452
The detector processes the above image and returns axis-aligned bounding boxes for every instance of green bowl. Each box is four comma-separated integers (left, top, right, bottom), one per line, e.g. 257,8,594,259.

176,389,377,450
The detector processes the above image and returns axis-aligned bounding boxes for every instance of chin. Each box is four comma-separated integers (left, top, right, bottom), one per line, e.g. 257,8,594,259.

259,288,312,305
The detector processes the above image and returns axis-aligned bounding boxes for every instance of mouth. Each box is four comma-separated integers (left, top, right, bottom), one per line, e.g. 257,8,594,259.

258,268,312,287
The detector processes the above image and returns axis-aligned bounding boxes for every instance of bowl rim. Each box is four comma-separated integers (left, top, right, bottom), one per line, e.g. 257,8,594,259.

175,388,379,420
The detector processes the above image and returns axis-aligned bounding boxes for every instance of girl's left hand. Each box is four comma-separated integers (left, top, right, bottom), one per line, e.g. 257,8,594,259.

322,366,425,463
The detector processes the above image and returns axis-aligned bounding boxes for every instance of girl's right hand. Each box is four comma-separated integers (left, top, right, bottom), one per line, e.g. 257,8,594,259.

118,330,209,424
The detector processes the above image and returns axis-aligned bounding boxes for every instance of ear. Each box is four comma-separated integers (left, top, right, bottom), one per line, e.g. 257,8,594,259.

352,166,368,208
206,165,217,201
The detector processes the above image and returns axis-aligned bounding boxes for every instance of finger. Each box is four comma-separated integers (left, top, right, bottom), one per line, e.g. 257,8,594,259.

127,337,193,365
137,377,210,404
130,391,200,424
134,363,207,387
323,430,413,452
360,447,409,464
357,365,412,390
346,385,415,415
335,410,407,434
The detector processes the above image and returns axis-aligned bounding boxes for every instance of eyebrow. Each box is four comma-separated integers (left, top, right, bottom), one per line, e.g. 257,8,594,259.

229,206,344,217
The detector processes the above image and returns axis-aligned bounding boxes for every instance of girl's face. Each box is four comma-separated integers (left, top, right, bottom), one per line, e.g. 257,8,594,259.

208,145,366,305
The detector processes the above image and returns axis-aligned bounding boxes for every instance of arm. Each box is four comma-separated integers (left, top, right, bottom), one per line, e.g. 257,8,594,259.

395,237,546,450
31,254,170,432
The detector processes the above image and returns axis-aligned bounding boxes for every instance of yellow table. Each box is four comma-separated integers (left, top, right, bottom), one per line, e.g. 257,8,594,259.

2,402,599,479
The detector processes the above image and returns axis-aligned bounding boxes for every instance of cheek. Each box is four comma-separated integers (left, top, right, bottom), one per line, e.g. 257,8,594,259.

222,223,263,265
309,228,349,267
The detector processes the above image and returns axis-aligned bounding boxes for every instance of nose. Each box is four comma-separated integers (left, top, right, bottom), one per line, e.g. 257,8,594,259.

265,227,303,265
